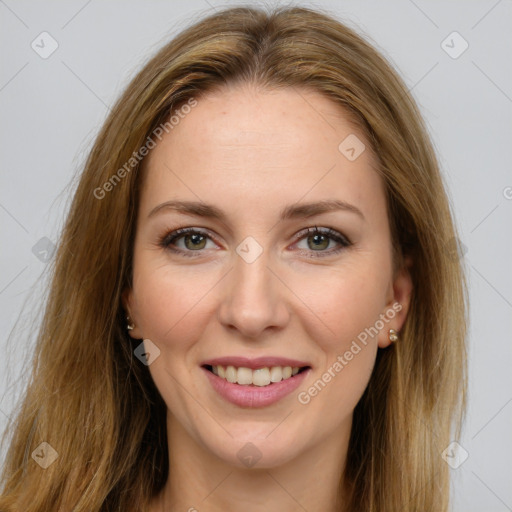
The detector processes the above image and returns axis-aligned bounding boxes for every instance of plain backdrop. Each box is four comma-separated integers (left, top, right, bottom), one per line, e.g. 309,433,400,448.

1,1,511,510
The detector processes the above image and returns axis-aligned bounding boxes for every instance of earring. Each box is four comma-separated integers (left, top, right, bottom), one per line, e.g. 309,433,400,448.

389,329,399,343
126,316,135,331
389,329,398,343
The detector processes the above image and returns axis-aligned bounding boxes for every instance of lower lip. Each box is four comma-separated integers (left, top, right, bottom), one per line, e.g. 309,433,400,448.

202,367,310,408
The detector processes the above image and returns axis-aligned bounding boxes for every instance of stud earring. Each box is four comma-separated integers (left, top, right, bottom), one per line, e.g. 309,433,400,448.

389,329,399,343
126,316,135,331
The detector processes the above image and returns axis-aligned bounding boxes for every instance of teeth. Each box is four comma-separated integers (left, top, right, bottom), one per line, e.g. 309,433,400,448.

253,368,270,387
211,365,302,386
237,367,253,385
225,365,237,383
269,366,282,382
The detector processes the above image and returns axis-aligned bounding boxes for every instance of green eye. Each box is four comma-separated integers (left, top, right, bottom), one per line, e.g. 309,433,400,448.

183,232,207,250
160,226,351,258
161,228,216,257
295,226,351,257
306,233,331,251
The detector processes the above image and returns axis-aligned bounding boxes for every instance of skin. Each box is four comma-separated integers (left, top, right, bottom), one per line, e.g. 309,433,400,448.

123,83,412,512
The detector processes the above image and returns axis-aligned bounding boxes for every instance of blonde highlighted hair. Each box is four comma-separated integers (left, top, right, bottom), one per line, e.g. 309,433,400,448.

0,5,467,511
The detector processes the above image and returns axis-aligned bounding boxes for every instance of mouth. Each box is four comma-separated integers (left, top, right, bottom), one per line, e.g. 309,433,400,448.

202,364,310,387
200,357,312,408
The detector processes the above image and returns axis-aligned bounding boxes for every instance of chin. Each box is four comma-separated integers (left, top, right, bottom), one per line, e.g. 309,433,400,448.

196,422,309,470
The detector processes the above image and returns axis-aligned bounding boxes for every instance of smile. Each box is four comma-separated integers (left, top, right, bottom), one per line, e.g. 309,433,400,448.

201,356,312,408
205,364,307,386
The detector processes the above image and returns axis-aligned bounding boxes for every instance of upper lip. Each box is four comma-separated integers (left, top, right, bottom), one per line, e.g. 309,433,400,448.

201,356,312,370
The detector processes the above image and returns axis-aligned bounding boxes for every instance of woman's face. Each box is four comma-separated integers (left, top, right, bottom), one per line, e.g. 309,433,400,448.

124,84,412,469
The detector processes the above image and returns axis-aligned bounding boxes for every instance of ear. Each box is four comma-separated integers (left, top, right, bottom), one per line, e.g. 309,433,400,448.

378,256,413,349
122,287,144,339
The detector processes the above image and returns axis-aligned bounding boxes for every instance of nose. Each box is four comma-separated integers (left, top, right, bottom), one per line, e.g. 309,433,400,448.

217,251,290,339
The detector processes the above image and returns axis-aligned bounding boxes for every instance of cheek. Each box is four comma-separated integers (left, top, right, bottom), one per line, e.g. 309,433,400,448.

290,259,390,355
293,265,385,422
131,259,220,355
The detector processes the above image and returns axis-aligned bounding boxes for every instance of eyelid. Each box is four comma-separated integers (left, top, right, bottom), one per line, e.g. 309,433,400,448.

292,226,351,245
160,227,223,251
289,226,352,258
159,225,351,257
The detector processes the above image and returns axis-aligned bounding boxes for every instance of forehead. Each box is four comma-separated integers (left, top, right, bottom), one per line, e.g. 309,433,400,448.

139,85,385,220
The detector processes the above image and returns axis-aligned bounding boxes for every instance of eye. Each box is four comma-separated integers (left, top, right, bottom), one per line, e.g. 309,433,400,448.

159,225,352,258
160,227,218,256
293,226,351,257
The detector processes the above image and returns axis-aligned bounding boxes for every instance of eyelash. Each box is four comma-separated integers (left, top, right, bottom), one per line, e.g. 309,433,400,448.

159,226,352,259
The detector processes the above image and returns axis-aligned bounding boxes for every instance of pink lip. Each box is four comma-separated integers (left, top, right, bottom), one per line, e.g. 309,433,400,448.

202,366,311,408
201,356,311,370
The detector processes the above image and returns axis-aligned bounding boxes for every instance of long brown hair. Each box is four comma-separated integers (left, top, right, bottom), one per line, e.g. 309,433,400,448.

0,5,467,511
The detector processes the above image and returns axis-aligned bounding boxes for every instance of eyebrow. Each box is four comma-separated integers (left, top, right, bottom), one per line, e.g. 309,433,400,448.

148,199,365,222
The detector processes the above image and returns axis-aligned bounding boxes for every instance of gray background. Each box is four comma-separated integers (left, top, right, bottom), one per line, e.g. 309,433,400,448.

1,0,511,510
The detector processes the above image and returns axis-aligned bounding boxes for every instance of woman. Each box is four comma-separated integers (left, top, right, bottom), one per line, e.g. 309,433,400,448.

0,5,467,511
